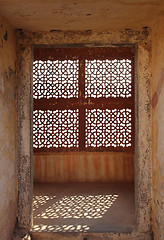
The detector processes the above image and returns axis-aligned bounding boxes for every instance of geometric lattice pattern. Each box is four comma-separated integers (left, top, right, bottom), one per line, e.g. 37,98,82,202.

33,60,79,99
33,48,134,151
33,110,79,148
86,109,132,148
85,59,132,98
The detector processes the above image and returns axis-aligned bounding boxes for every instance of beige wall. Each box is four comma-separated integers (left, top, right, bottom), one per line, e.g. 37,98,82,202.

34,152,134,183
0,4,163,239
0,16,17,240
152,16,164,240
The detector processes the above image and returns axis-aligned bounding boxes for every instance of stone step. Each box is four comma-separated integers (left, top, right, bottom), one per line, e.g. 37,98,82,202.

31,232,89,240
30,230,135,240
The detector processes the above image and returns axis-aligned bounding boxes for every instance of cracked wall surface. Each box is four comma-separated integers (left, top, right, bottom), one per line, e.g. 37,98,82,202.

0,16,17,240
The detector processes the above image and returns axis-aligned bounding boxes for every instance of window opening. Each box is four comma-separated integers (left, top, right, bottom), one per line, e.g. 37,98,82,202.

33,47,134,152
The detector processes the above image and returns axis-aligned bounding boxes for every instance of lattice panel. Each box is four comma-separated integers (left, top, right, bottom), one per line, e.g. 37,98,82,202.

33,110,79,148
86,109,132,148
33,60,79,99
85,59,132,98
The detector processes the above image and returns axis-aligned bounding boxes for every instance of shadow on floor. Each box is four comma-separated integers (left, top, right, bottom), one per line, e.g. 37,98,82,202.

32,182,135,233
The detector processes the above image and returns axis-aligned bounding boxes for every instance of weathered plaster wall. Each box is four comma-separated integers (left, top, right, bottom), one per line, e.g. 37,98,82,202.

17,29,152,239
0,16,17,240
1,0,164,32
34,152,134,183
152,16,164,240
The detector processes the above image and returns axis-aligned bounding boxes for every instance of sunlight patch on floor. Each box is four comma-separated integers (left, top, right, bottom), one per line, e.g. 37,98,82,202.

34,194,118,220
32,224,90,232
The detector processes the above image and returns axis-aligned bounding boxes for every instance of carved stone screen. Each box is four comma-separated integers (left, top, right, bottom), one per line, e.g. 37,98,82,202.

85,59,132,98
86,109,132,148
33,110,79,149
33,47,134,152
33,60,79,99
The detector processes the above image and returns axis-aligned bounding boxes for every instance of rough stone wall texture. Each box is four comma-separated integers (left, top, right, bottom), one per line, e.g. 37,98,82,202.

17,29,152,239
152,16,164,240
0,16,17,240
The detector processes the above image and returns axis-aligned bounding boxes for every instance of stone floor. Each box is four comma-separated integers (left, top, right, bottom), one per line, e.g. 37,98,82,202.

32,182,135,234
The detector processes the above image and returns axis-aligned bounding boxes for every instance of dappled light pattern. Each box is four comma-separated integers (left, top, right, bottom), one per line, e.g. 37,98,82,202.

33,195,56,211
32,224,90,233
32,183,135,233
35,194,118,219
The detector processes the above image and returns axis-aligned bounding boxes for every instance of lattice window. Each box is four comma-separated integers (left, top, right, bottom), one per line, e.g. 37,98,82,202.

86,109,132,148
33,47,134,152
33,110,79,149
33,60,79,99
85,59,132,98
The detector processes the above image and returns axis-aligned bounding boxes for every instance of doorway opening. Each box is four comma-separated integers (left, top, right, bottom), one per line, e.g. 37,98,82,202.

32,46,135,233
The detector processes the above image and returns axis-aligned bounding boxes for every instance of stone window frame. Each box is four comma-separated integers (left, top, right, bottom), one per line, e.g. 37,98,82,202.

17,30,152,239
